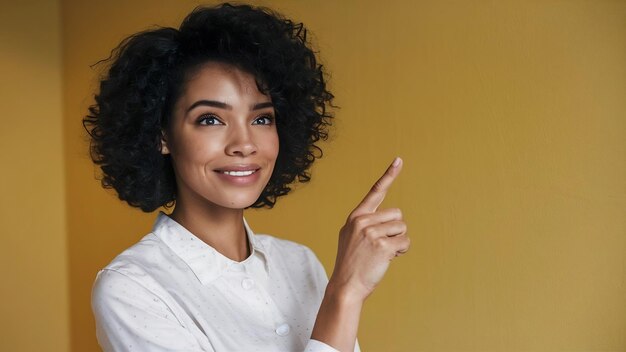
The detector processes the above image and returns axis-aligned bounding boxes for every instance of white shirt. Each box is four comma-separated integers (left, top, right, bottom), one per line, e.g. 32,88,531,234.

92,211,360,352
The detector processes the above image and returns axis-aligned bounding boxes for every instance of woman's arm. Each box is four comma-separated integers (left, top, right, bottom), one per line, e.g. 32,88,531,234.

311,157,410,351
310,283,363,351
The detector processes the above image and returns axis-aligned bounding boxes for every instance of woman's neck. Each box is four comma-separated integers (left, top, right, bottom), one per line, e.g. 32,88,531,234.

169,198,250,262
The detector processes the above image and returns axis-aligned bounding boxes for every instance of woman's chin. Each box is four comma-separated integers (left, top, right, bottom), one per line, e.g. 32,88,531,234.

217,194,263,210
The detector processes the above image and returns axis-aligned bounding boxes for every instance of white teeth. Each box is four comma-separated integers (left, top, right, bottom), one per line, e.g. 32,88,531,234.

222,170,256,176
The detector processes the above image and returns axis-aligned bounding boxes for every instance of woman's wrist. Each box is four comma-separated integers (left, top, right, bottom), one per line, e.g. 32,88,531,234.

311,281,364,351
323,283,365,321
326,272,374,305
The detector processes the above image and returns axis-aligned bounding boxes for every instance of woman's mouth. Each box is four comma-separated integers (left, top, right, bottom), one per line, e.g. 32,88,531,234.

214,168,261,185
217,169,258,176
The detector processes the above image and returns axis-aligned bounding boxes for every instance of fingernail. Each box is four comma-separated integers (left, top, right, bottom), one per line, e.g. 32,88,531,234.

392,157,401,167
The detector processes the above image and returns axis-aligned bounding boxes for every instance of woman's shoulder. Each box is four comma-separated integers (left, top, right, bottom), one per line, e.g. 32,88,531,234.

99,232,168,273
93,231,182,296
92,231,187,308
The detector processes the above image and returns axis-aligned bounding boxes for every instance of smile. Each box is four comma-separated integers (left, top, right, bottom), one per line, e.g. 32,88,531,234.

218,169,259,176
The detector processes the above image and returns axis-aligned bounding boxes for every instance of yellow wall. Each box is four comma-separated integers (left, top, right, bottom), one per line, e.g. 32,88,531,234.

0,0,69,351
59,0,626,351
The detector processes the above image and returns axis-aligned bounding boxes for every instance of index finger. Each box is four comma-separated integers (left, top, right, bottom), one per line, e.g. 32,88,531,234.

352,157,403,216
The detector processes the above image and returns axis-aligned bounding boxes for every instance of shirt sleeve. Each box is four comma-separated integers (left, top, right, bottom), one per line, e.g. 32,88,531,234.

91,269,208,352
304,338,340,351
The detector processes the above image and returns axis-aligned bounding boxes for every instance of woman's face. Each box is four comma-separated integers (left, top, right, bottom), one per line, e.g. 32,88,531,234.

162,62,279,210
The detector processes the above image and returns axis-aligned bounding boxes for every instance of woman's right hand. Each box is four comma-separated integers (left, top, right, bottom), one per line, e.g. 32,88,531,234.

328,157,410,303
311,157,409,351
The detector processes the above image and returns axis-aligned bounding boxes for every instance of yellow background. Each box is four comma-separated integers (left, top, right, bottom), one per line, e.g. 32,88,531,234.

1,0,624,351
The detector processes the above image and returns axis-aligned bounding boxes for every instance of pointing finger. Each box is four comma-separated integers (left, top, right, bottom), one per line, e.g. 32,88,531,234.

352,157,403,217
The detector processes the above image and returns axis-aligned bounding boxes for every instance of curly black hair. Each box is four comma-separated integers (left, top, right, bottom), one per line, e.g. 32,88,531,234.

83,3,334,212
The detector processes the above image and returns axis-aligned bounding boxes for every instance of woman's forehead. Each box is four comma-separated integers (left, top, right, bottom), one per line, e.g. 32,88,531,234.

180,62,270,104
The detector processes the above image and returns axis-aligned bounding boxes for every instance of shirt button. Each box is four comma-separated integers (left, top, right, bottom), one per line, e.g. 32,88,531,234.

241,278,255,290
275,323,290,336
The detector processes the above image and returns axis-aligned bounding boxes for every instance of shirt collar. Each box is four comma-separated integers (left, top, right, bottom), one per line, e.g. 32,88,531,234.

152,211,269,285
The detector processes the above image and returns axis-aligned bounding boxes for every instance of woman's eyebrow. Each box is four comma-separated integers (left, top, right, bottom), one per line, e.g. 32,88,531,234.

186,100,230,113
252,102,274,110
186,100,274,113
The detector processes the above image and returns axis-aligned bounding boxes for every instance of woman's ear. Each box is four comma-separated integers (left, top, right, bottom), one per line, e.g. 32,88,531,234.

160,130,170,155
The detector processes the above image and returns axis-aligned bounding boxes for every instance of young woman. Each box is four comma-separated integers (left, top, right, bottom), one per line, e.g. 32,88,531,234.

85,3,409,351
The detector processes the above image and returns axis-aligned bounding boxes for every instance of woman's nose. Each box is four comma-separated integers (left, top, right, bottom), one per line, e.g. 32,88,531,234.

225,125,257,157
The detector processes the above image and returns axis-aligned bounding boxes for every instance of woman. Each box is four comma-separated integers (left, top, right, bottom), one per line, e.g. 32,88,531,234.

85,3,409,351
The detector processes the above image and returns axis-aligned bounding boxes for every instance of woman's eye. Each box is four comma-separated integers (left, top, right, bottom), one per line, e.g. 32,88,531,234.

198,115,223,125
253,115,274,125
